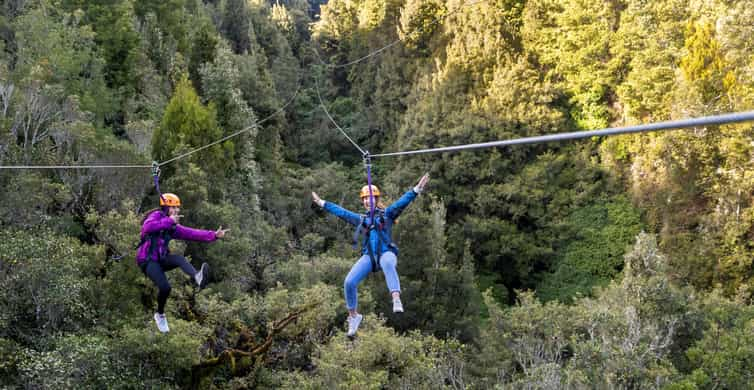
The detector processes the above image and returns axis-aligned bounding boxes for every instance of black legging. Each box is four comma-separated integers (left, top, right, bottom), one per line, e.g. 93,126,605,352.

143,255,198,314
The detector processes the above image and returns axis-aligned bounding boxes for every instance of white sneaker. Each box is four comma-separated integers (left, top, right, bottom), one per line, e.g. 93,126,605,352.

393,298,404,313
154,312,169,333
195,263,209,288
346,314,363,337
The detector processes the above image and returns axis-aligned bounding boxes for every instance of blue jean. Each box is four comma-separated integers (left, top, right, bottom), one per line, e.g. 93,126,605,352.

344,251,400,310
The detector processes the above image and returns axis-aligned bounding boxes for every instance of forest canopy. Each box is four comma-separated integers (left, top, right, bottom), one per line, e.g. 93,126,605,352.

1,0,753,388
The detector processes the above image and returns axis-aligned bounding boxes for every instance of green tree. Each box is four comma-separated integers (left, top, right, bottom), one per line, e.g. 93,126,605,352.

134,0,191,54
188,17,218,94
0,229,101,345
219,0,252,54
12,3,115,126
537,195,643,302
152,75,231,178
674,289,754,389
522,0,620,130
680,21,726,104
281,316,466,389
613,0,688,121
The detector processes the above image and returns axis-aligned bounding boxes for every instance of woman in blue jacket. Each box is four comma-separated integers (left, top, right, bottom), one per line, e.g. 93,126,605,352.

312,173,429,336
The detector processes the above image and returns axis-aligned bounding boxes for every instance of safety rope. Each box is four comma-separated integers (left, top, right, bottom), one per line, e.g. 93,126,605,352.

151,161,165,202
364,153,376,218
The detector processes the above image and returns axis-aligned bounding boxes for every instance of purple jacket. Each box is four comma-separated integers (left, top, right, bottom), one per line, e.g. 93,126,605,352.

135,210,217,265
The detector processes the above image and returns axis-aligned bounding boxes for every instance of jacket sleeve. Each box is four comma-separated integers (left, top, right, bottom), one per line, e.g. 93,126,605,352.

385,189,418,220
142,211,176,234
172,224,217,242
323,202,362,226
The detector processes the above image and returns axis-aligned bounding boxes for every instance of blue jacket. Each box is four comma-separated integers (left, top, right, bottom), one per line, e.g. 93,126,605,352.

323,189,418,257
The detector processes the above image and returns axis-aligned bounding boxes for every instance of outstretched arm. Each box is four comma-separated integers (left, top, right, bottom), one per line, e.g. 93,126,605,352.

312,191,362,226
173,224,218,242
386,173,430,220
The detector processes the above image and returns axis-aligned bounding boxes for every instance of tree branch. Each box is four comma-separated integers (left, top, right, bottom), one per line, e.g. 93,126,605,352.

195,300,322,373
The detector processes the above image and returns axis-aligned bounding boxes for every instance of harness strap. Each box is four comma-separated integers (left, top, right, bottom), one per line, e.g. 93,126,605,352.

352,216,366,249
352,208,397,273
365,235,380,272
136,227,174,262
363,212,388,273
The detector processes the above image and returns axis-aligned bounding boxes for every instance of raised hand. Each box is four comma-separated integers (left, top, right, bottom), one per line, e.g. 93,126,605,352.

414,173,430,194
215,226,230,239
311,192,325,207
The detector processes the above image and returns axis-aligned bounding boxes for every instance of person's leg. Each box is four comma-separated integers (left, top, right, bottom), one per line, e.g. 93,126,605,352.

344,255,371,336
379,252,403,312
344,255,372,314
161,254,198,277
144,261,172,314
379,251,400,294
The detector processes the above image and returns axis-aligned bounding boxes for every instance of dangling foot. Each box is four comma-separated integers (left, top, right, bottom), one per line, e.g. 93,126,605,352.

154,312,170,333
195,263,209,288
346,314,363,337
392,297,404,313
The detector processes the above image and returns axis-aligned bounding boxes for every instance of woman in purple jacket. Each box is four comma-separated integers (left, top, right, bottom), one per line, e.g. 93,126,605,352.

136,193,229,333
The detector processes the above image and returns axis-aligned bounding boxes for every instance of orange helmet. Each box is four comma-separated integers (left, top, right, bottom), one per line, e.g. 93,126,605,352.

359,185,380,199
159,193,181,207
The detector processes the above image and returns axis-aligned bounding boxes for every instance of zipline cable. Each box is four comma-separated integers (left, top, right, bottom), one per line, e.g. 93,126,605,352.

370,111,754,158
0,163,151,169
315,0,491,69
312,62,367,155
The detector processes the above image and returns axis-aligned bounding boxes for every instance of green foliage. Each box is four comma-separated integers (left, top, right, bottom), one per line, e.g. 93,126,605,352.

16,335,135,389
680,21,726,104
398,0,445,54
473,233,695,388
133,0,191,54
200,42,257,145
679,289,754,389
12,2,116,123
0,172,71,228
3,0,754,387
390,197,482,341
188,18,219,93
537,195,643,302
0,229,101,344
55,121,150,212
219,0,252,54
84,203,146,324
61,0,141,104
282,316,466,389
247,0,300,100
152,75,232,178
612,0,688,121
522,0,619,129
0,338,22,388
114,320,210,386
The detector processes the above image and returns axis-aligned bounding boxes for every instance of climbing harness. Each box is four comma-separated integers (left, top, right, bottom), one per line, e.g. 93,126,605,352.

349,153,399,272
